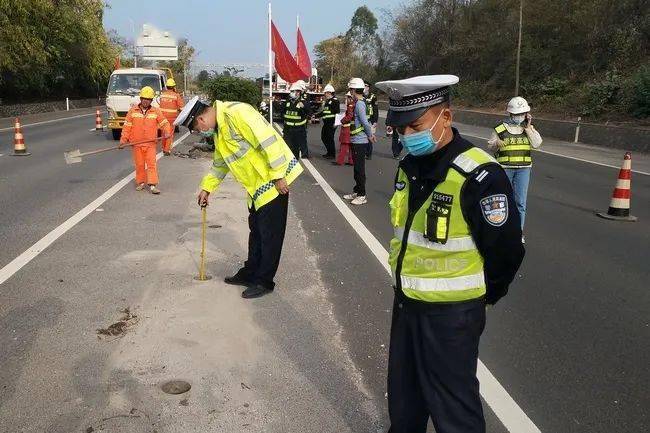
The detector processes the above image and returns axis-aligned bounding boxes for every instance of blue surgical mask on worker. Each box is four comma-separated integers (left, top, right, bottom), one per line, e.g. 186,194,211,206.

199,128,214,138
510,114,526,125
400,109,446,156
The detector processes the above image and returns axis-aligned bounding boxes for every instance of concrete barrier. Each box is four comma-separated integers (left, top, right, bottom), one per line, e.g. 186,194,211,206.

0,98,105,118
377,100,650,153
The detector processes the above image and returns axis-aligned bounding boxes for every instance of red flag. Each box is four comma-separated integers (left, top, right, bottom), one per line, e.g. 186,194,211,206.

271,21,308,83
296,28,312,77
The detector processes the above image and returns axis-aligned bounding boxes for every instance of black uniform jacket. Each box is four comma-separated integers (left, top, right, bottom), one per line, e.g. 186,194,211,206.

396,127,525,304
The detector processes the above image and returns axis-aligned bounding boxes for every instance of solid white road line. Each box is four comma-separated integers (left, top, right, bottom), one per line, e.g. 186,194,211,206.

0,112,97,132
301,159,542,433
0,131,190,286
460,131,650,176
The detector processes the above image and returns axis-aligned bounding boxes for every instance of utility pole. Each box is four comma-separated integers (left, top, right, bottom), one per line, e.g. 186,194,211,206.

514,0,523,96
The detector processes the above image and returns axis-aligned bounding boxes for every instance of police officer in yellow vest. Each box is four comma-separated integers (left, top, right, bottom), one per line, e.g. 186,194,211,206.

376,75,525,433
488,96,542,241
283,82,312,159
175,96,303,299
314,83,340,159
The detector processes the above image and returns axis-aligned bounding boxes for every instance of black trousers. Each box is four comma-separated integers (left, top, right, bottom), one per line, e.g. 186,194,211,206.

351,143,367,196
239,193,289,290
284,127,308,158
387,292,486,433
321,120,336,156
366,140,373,158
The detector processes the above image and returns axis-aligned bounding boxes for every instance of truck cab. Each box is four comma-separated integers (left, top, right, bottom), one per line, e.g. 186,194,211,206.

106,68,170,140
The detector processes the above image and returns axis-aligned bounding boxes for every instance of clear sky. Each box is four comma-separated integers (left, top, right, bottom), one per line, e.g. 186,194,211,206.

103,0,397,78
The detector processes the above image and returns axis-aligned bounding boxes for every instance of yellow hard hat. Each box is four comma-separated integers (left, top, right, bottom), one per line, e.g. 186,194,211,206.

140,86,155,99
166,78,176,88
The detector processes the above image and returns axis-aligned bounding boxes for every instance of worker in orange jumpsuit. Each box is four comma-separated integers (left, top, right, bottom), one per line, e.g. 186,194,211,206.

159,78,185,155
120,86,171,194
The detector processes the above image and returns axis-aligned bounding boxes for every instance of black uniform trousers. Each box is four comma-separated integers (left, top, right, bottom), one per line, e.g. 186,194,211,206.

321,119,337,156
388,290,486,433
239,193,289,290
351,142,367,196
284,126,308,159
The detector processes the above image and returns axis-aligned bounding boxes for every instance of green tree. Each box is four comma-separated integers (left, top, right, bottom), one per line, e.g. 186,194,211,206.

200,75,261,107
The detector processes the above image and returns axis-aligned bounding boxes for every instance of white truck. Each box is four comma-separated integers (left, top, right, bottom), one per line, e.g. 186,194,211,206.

105,67,172,140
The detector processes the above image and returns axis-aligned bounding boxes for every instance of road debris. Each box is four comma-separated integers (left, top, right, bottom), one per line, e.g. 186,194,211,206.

96,307,139,340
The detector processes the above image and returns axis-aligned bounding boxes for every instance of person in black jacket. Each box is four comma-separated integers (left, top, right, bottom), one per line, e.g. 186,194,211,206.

314,84,340,158
282,82,311,159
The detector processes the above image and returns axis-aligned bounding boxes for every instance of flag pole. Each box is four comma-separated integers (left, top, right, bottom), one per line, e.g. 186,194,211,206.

268,2,273,123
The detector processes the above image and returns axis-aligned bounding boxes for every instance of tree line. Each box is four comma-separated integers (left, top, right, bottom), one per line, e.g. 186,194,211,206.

0,0,196,102
314,1,650,120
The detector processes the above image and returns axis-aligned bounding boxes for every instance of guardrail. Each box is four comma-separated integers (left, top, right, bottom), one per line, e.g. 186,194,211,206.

0,97,105,119
377,100,650,152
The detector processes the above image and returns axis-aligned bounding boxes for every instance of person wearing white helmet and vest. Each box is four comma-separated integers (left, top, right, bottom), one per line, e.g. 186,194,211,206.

376,75,525,433
282,82,312,159
314,83,340,159
487,96,542,241
175,96,303,299
343,77,376,205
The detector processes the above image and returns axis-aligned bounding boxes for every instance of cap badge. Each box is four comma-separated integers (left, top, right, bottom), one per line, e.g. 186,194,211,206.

387,86,403,101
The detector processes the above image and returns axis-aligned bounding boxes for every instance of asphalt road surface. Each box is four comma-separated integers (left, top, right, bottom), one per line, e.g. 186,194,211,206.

1,109,648,432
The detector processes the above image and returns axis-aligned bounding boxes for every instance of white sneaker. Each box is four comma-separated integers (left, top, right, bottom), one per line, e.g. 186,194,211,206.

343,193,357,200
351,196,367,205
135,183,146,191
149,185,161,195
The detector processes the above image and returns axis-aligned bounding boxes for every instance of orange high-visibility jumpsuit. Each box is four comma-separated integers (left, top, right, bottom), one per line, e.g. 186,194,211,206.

120,105,171,186
159,89,185,152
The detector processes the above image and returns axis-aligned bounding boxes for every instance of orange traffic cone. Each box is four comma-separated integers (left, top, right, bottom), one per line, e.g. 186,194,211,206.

95,109,103,131
11,118,30,156
596,152,637,222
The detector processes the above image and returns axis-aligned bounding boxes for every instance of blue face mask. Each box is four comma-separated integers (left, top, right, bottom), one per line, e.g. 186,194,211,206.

199,128,215,138
400,109,445,156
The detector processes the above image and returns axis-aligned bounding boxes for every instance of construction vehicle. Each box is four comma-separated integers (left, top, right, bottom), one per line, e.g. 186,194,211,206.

259,69,324,123
105,67,173,140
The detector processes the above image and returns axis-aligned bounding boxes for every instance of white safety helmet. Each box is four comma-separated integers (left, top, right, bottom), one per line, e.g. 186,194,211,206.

290,82,304,92
323,83,335,93
347,77,365,90
507,96,531,115
294,80,307,91
260,101,267,109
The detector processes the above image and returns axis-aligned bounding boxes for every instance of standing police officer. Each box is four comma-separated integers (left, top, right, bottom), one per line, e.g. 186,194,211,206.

364,81,378,159
283,82,311,159
315,83,340,159
376,75,525,433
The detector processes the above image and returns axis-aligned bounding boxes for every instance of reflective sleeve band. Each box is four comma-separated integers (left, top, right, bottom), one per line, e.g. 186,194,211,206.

269,154,287,169
495,124,507,134
351,126,364,135
210,166,228,180
285,120,307,126
399,272,485,292
123,122,133,127
213,159,227,168
260,135,277,149
223,141,250,164
322,114,336,119
394,228,476,252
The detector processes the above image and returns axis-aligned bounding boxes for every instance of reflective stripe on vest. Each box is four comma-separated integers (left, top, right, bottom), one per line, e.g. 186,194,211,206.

494,123,532,167
351,99,372,134
388,147,497,303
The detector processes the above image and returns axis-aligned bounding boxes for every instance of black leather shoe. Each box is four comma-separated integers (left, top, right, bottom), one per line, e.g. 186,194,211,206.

224,272,251,287
241,284,273,299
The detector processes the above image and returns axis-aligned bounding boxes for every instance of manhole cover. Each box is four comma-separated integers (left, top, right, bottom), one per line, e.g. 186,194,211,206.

161,380,191,395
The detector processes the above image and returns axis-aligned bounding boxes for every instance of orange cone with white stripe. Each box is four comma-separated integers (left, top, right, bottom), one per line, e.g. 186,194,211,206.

597,152,637,222
95,109,103,131
11,118,30,156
